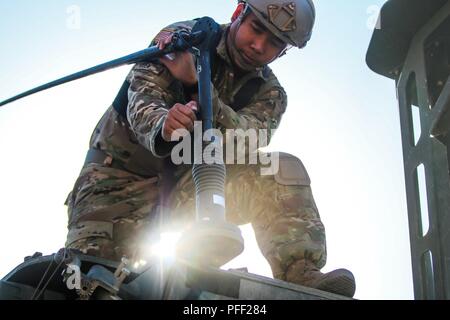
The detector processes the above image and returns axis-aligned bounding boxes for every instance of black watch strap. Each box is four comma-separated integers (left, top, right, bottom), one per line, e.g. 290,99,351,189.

183,82,198,96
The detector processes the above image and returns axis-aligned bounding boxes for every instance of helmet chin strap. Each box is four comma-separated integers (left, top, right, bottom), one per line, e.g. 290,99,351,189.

228,4,260,72
275,44,293,59
230,2,249,40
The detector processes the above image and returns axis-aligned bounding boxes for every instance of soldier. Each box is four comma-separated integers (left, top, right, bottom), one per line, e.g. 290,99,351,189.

65,0,356,297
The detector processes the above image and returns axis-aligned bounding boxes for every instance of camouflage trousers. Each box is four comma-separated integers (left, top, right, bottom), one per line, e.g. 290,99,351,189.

65,153,327,279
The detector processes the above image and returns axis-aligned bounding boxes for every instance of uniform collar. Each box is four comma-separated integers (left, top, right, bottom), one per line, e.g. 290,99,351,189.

217,24,270,81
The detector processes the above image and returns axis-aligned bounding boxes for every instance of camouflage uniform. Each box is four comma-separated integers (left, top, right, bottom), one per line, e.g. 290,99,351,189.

65,20,326,280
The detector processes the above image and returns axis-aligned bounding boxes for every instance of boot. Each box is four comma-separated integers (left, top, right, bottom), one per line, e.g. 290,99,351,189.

285,259,356,298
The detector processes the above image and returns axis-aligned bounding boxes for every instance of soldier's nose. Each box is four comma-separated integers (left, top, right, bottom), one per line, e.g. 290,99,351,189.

250,37,265,55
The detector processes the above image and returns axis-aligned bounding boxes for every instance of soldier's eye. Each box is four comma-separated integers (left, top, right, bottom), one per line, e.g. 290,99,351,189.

251,23,262,34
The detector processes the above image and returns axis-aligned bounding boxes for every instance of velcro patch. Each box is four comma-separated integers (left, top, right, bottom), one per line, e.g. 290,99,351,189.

275,152,311,186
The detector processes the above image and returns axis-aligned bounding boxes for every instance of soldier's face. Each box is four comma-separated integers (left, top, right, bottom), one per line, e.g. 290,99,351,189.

230,12,287,70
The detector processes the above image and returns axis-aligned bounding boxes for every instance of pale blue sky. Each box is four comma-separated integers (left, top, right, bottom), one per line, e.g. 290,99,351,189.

0,1,414,299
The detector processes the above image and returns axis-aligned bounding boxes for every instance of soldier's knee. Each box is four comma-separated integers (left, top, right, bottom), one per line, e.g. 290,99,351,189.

66,221,118,260
266,152,321,218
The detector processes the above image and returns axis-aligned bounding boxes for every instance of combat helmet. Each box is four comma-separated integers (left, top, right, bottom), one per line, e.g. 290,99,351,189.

240,0,315,48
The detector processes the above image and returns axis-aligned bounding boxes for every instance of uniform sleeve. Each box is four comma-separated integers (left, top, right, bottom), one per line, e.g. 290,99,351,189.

126,62,176,158
214,83,287,143
126,21,196,158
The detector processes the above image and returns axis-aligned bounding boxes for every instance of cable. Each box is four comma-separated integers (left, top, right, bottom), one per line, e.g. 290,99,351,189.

32,249,69,300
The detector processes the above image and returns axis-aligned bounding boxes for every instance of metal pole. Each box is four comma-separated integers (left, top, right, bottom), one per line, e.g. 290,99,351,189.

177,17,244,267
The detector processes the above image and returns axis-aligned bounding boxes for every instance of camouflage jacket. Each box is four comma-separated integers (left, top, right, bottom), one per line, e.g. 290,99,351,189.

87,20,287,178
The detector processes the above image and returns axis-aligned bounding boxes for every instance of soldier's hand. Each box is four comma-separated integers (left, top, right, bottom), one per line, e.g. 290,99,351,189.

162,101,198,142
156,32,197,87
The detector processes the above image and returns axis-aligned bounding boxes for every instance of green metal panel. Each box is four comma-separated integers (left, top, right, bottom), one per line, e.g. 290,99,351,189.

367,0,449,300
393,2,450,299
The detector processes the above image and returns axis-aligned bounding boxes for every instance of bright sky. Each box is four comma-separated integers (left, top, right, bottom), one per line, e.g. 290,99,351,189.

0,0,414,300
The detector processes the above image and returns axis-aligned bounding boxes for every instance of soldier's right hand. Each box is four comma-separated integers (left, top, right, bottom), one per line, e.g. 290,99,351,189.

162,101,198,142
156,31,197,87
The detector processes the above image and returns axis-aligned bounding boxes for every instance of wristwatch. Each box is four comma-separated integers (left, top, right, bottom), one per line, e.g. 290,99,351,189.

183,82,198,96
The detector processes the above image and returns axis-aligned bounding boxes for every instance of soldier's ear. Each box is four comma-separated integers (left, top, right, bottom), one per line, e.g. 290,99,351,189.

231,3,245,22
